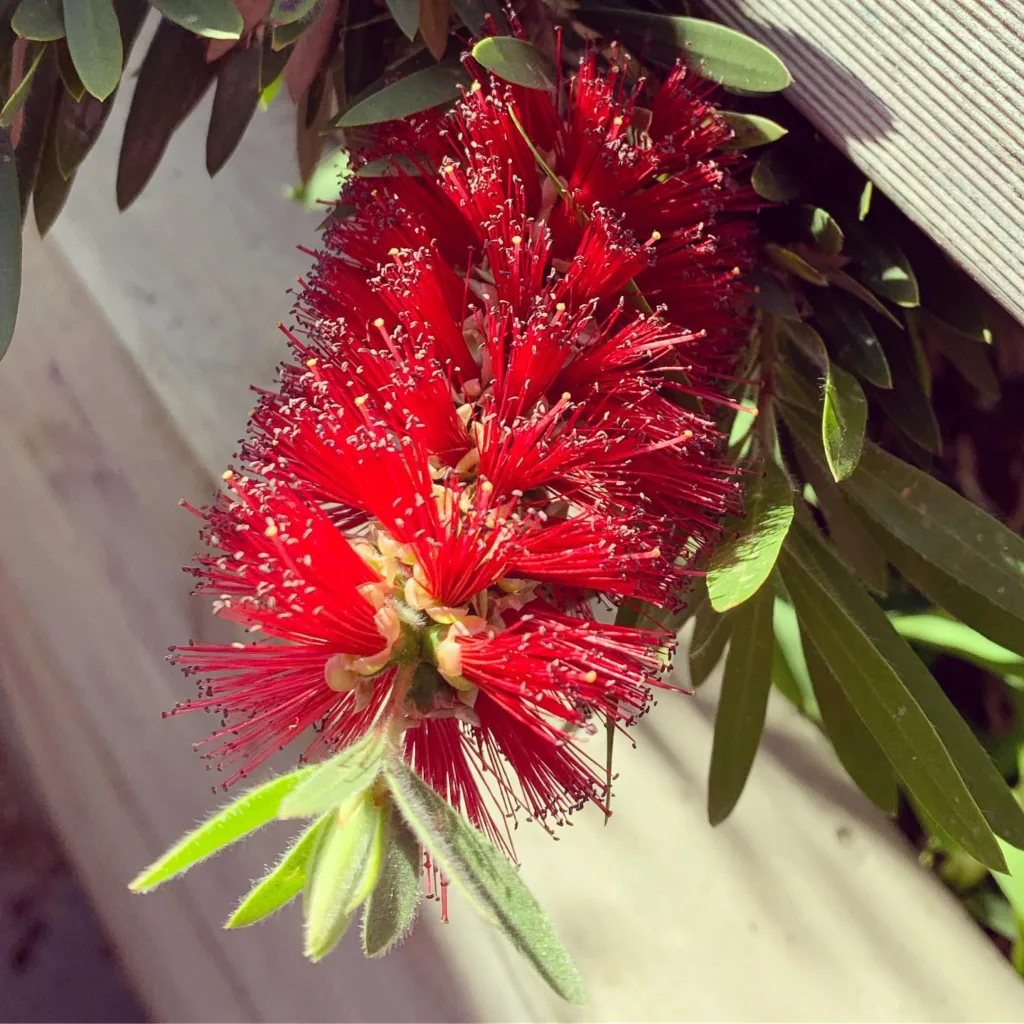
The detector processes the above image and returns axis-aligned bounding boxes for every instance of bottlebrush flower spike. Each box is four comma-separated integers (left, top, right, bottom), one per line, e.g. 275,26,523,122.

136,36,756,993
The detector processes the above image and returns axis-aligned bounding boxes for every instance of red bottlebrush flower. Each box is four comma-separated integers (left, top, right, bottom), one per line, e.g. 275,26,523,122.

170,40,754,855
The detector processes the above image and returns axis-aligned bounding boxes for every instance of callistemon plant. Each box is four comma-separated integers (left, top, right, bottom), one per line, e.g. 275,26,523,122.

130,37,755,1002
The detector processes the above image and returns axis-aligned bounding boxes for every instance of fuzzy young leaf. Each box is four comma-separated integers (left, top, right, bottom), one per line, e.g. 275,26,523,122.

152,0,245,40
362,807,422,957
717,111,787,150
577,8,791,93
472,36,555,90
842,442,1024,658
707,582,774,825
337,63,469,127
385,753,585,1004
781,524,1024,866
822,363,866,481
801,630,898,814
64,0,121,100
279,731,385,819
130,767,315,892
303,793,386,962
226,815,332,929
707,460,794,612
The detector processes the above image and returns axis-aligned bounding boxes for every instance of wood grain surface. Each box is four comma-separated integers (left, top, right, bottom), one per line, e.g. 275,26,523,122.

704,0,1024,324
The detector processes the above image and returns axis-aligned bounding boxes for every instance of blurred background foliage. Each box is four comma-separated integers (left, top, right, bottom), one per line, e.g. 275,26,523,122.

2,0,1024,976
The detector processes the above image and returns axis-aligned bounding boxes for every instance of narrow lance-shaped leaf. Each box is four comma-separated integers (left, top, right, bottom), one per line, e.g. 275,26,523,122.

385,752,586,1004
129,766,315,892
801,629,898,814
0,128,21,362
279,731,385,819
771,590,819,720
336,63,469,127
782,522,1024,861
751,147,800,201
226,814,332,929
707,459,794,612
689,600,732,687
800,206,844,256
707,581,774,825
33,107,76,237
362,807,423,957
780,533,1005,869
575,7,792,93
152,0,245,40
116,21,217,210
64,0,121,101
873,320,942,455
303,793,386,962
889,614,1024,677
822,362,866,481
206,39,261,177
0,39,48,128
842,441,1024,658
844,220,919,308
789,431,888,595
12,44,58,221
472,36,555,90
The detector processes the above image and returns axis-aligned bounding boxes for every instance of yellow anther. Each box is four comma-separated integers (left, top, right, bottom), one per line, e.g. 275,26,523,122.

480,479,494,494
221,469,234,481
354,394,369,407
583,670,598,684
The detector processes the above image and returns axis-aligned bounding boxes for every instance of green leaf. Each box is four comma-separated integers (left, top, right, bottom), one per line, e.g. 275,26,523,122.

362,807,422,957
689,600,733,687
965,889,1018,942
765,243,828,286
55,0,147,178
206,40,260,176
801,630,898,814
116,20,216,210
994,841,1024,937
707,582,774,825
822,362,866,481
844,222,919,308
226,815,332,929
271,0,325,50
56,40,86,100
385,753,585,1004
918,310,1000,403
279,731,385,819
873,321,941,454
827,267,903,326
471,36,555,91
0,129,21,363
303,792,386,962
781,523,1024,867
151,0,244,40
385,0,419,39
717,111,787,150
12,44,57,221
749,268,798,320
858,179,873,221
270,0,323,25
0,40,48,128
771,591,819,720
889,614,1024,677
789,431,888,595
11,0,64,41
800,206,844,256
779,318,828,370
707,460,795,612
576,8,791,93
129,767,315,892
337,63,469,127
64,0,121,100
751,147,799,201
813,289,891,389
842,442,1024,658
33,111,75,236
